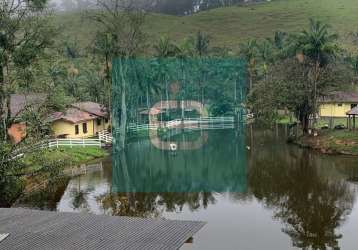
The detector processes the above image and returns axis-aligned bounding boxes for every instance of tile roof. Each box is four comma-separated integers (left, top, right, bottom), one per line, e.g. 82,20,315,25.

71,102,108,117
10,94,46,118
49,108,98,123
319,91,358,103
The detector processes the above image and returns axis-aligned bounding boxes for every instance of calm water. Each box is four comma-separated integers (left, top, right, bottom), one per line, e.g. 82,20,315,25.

17,127,358,249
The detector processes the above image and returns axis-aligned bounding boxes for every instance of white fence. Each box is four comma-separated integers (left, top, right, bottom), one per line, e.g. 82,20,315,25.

126,116,236,133
98,130,113,143
47,138,102,148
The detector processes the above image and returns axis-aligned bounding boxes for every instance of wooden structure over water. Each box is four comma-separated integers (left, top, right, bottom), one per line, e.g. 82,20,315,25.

0,208,205,250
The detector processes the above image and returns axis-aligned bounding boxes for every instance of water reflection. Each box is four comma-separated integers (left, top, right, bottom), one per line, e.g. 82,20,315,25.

15,128,358,249
250,148,355,249
112,129,247,192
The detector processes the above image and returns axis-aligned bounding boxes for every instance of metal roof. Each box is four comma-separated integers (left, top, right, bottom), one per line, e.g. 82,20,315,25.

0,208,205,250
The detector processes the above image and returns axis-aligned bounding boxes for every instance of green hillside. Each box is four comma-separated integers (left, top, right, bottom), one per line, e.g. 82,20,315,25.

55,0,358,52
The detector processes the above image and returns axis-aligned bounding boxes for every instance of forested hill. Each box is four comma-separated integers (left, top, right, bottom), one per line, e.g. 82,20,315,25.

54,0,358,53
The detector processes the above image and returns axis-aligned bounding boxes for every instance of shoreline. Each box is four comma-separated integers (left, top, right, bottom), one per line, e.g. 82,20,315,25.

292,130,358,156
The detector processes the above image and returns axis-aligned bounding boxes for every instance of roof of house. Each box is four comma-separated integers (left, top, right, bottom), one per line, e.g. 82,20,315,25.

10,94,46,118
49,108,98,123
319,91,358,103
347,106,358,115
71,102,107,117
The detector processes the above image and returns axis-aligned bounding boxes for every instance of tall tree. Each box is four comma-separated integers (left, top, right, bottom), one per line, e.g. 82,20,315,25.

239,39,258,91
90,0,146,150
347,54,358,86
0,0,53,141
290,19,339,130
250,20,340,133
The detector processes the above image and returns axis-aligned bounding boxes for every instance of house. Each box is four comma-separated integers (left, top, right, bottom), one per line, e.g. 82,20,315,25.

8,94,46,143
319,91,358,118
7,94,110,142
49,102,110,138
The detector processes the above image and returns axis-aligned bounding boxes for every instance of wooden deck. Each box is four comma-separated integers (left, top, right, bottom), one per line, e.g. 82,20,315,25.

0,208,205,250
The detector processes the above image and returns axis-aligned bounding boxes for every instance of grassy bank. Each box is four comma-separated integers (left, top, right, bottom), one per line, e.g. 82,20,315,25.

296,130,358,155
21,147,110,174
55,0,358,52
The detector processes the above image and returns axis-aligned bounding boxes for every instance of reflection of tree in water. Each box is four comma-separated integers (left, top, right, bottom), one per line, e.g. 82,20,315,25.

249,148,355,249
97,135,218,217
69,176,94,211
97,191,216,217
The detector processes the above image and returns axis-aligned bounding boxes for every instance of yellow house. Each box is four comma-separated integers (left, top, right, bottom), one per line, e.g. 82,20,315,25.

50,102,110,138
319,91,358,118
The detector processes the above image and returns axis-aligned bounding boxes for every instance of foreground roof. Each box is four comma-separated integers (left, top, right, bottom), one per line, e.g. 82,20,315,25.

72,102,107,117
319,91,358,103
0,208,205,250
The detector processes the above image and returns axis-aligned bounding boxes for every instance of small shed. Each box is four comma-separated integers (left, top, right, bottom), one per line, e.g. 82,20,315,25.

346,106,358,130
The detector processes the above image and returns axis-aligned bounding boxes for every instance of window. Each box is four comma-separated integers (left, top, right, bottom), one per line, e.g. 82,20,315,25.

105,118,109,123
351,104,357,109
75,125,79,135
83,123,88,134
97,119,102,126
337,103,342,107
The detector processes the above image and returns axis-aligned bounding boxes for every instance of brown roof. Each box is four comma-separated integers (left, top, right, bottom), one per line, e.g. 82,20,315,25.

71,102,107,117
319,91,358,103
10,94,46,118
49,108,98,123
347,106,358,115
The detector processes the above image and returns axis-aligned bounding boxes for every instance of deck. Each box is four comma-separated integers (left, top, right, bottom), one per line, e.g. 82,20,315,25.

0,208,205,250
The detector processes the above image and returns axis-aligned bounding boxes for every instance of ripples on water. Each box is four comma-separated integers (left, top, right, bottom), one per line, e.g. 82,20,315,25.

16,127,358,249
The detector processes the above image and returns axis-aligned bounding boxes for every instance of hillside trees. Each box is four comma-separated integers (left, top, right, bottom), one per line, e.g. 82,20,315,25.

250,19,341,133
0,0,54,141
90,0,146,150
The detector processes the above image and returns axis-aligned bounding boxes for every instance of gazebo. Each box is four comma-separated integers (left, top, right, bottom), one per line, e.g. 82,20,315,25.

347,106,358,130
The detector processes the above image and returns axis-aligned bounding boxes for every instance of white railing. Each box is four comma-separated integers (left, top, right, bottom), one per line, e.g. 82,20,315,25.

47,138,102,148
9,138,103,160
126,116,236,132
98,130,113,143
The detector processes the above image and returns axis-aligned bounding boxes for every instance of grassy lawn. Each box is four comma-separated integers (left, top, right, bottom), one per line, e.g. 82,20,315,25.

298,129,358,155
276,115,297,124
315,117,348,129
20,147,109,174
54,0,358,53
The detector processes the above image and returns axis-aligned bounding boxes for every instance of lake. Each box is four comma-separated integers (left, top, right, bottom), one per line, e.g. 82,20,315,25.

17,126,358,249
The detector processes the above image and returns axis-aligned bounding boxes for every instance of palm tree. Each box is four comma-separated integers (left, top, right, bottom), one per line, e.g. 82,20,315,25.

174,39,195,119
193,31,210,108
257,40,274,76
153,36,177,58
290,19,339,133
347,54,358,86
194,31,210,57
153,36,177,116
291,19,339,131
267,31,288,59
239,39,258,90
293,19,339,67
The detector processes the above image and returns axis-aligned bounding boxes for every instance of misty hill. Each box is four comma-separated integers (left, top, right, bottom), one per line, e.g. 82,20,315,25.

53,0,358,53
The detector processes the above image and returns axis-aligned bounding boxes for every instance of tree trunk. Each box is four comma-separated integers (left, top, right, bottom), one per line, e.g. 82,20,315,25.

119,59,127,150
302,113,309,134
0,64,9,142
